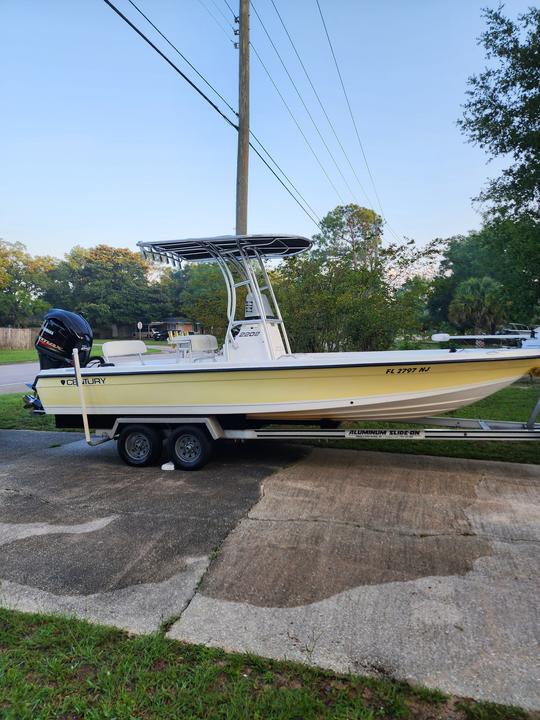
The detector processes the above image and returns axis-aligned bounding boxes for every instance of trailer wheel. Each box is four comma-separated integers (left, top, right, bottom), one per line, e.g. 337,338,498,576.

168,425,213,470
117,424,163,467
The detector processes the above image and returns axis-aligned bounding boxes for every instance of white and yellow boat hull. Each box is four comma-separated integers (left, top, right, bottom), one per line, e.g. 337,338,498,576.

35,349,540,423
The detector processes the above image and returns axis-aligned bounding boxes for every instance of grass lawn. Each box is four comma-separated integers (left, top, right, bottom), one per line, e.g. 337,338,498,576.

0,342,168,365
1,382,539,463
0,393,58,431
0,348,38,364
0,608,531,720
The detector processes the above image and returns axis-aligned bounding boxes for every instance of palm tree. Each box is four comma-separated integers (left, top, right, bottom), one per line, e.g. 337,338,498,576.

448,277,508,332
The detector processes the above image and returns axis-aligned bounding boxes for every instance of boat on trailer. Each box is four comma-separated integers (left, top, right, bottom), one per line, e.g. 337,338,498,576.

28,234,540,469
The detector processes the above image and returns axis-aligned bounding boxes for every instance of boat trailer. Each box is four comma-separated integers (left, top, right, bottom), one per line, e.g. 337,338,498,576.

68,350,540,470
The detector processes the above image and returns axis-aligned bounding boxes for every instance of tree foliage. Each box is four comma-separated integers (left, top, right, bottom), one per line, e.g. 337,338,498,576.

0,242,183,330
448,276,508,332
428,215,540,327
458,6,540,217
174,264,229,341
313,204,383,270
42,245,173,329
0,241,57,326
274,205,433,352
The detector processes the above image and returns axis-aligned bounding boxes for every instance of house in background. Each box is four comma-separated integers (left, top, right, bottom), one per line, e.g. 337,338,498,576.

104,317,203,340
160,317,204,335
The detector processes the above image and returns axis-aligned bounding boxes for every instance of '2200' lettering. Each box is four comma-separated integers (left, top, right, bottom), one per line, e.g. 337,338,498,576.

385,366,431,375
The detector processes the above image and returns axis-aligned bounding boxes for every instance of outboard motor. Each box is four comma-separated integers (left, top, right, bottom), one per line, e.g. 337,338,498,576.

35,309,93,370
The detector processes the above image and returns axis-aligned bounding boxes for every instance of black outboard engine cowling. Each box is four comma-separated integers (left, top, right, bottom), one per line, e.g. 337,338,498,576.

35,309,93,370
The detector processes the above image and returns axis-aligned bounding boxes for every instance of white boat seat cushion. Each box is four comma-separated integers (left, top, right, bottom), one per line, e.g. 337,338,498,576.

189,335,218,352
101,340,147,364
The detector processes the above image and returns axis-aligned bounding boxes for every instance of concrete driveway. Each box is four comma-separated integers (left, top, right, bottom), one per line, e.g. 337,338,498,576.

0,430,306,632
0,432,538,710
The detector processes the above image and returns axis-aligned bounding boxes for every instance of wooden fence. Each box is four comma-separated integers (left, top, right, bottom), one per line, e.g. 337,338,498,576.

0,327,39,350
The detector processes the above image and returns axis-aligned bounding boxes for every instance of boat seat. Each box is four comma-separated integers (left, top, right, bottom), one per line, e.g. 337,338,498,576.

168,334,218,361
189,335,218,352
101,340,147,365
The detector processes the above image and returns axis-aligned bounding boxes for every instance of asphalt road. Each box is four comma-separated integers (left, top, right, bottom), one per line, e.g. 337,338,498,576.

1,432,538,710
0,362,39,394
0,350,171,395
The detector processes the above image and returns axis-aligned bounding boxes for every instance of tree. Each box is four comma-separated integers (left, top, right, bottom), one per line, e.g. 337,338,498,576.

43,245,172,330
274,205,435,352
0,240,57,325
313,204,383,270
275,253,395,352
448,276,508,332
458,7,540,218
478,216,540,321
427,232,492,325
428,216,540,326
177,264,229,340
394,276,433,338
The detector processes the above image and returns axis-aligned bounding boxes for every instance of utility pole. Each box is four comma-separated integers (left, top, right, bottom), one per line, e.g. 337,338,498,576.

235,0,249,236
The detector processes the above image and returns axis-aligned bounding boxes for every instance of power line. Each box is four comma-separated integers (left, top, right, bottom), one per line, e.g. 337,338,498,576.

315,0,404,240
208,0,235,27
103,0,237,127
126,0,319,222
250,142,320,226
250,136,321,223
250,1,359,204
269,0,375,210
126,0,237,116
251,42,342,204
102,0,320,227
314,0,385,217
195,0,235,44
222,0,237,20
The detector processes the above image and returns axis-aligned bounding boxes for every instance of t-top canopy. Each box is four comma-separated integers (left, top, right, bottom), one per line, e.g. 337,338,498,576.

138,234,311,264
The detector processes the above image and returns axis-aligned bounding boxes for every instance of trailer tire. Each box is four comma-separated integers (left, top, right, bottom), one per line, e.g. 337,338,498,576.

168,425,213,470
117,424,163,467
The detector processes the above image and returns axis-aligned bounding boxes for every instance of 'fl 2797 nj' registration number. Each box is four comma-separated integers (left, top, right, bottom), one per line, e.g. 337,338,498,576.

385,366,431,375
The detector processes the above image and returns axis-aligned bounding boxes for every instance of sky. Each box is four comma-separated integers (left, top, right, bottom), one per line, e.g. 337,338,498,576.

0,0,532,258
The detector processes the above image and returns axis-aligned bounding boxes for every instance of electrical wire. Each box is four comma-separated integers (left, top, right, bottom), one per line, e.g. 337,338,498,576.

314,0,386,215
195,0,235,44
269,0,375,210
250,0,358,204
250,142,320,227
316,0,405,240
126,0,237,116
126,0,319,222
208,0,235,27
222,0,237,20
251,42,342,204
250,136,321,223
103,0,237,127
102,0,321,228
